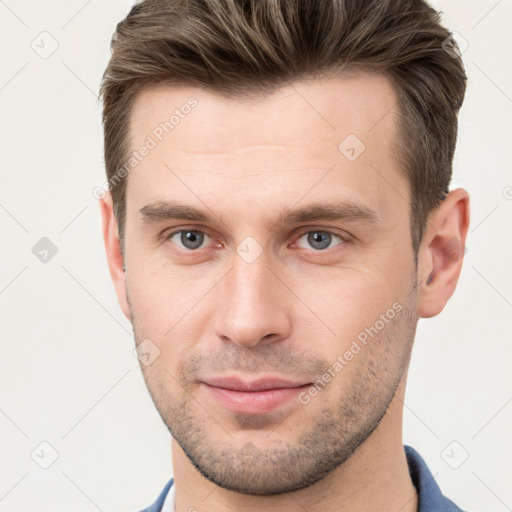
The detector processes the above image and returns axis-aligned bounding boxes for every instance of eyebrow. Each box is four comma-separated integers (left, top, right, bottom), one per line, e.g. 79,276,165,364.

138,199,380,228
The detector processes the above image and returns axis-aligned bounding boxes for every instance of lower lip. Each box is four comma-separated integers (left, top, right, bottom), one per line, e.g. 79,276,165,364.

203,383,311,414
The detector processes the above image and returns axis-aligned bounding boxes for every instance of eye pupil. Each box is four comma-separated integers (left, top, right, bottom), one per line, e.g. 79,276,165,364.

307,231,331,250
181,230,204,249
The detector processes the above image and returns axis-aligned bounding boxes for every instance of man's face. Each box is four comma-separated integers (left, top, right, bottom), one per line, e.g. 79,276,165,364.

120,74,420,493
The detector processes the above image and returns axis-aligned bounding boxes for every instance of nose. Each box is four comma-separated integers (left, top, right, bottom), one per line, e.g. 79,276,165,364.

212,254,292,348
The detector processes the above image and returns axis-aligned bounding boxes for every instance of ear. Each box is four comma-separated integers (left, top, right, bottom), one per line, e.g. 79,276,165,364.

417,188,470,318
99,192,131,321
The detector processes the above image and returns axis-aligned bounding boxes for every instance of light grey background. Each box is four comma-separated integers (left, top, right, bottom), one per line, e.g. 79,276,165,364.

0,1,511,510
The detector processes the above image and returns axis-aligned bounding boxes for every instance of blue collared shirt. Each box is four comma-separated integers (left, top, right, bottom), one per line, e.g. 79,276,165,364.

139,445,465,511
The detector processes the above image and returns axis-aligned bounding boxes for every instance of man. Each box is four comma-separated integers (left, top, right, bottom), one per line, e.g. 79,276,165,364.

99,0,469,510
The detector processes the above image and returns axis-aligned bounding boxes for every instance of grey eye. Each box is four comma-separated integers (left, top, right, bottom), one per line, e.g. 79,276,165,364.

296,230,343,251
170,230,207,250
308,231,331,250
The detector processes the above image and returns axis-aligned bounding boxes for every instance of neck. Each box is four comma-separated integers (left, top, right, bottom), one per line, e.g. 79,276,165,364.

171,377,417,512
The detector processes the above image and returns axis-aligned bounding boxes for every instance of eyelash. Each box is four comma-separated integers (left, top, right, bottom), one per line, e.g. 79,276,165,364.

162,226,351,254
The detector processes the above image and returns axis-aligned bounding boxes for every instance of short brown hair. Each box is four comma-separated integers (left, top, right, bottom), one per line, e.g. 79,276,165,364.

100,0,466,253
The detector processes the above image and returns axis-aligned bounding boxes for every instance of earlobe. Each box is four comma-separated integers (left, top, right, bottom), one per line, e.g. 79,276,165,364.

99,193,131,320
417,188,470,318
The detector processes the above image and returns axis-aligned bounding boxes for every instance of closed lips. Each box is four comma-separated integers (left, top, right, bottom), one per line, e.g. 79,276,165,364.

202,377,311,392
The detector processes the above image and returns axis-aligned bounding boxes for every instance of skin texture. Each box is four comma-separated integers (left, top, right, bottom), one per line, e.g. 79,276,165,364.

101,73,469,511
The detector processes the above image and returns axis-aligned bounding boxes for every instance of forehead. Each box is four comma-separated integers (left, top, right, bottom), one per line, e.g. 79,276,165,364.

126,73,405,225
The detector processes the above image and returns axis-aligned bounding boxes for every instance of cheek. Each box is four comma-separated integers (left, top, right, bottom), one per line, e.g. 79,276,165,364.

289,261,411,348
127,267,227,393
127,261,214,336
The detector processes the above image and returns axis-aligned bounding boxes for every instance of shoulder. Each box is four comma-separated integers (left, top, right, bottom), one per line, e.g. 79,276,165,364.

137,478,174,512
405,445,466,512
